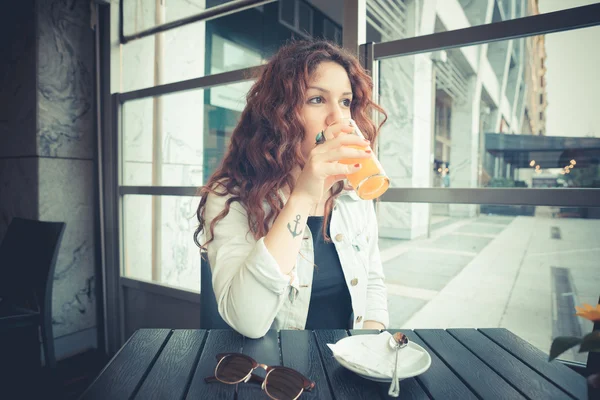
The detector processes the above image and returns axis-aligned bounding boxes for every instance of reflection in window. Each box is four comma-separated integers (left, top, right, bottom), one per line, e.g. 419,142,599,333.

323,19,342,45
278,0,314,38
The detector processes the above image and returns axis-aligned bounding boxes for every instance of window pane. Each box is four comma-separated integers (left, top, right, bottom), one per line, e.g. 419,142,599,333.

122,81,251,186
366,0,598,42
298,1,313,35
279,0,296,28
122,0,239,36
122,195,200,292
380,201,599,363
120,1,343,92
121,12,263,92
376,27,600,192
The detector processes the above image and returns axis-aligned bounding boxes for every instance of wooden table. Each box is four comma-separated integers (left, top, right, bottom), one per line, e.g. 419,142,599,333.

80,328,588,399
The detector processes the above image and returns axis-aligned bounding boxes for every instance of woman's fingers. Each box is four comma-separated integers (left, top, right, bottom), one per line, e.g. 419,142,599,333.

313,133,369,154
313,161,363,178
311,146,371,164
302,122,371,187
322,120,354,141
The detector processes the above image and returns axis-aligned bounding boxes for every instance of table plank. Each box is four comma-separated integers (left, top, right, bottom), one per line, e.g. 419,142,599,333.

314,329,384,400
350,330,430,400
479,328,587,400
398,330,476,400
448,329,571,400
134,330,207,400
280,330,333,400
237,330,281,399
185,329,243,400
80,329,171,400
416,329,527,399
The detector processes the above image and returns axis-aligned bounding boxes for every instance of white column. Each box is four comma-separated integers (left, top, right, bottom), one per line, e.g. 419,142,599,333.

448,77,481,217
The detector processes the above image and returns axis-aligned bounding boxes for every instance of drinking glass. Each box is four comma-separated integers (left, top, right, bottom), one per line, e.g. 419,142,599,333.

334,118,389,200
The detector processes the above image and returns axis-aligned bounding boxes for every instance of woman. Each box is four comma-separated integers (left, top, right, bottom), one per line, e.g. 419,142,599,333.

194,39,389,339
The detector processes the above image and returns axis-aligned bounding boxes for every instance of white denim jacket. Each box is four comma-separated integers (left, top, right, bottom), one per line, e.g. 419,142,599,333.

204,188,389,339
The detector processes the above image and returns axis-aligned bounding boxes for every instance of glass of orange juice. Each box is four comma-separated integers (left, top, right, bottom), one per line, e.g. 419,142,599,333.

334,118,389,200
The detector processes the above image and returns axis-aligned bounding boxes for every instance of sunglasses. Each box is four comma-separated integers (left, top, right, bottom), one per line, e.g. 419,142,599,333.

204,353,315,400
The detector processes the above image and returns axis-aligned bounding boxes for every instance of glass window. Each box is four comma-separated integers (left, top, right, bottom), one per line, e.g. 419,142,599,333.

122,195,200,292
122,0,240,36
279,0,296,28
365,0,597,42
376,28,600,191
379,202,599,364
323,18,342,45
120,3,267,93
298,1,314,36
120,0,343,92
122,81,253,187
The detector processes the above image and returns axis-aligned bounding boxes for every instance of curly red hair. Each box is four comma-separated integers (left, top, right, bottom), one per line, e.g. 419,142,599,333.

194,39,386,250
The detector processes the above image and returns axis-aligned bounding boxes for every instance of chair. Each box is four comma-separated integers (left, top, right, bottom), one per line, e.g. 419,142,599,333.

0,217,66,369
200,255,231,329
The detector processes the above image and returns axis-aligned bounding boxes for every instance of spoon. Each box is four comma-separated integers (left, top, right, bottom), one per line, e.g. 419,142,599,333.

388,332,409,397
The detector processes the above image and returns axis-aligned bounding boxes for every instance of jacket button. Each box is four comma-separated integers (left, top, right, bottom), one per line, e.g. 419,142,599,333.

335,233,344,242
350,278,359,286
356,316,363,323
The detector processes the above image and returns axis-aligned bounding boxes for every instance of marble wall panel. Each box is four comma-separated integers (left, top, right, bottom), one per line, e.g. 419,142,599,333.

38,157,97,338
378,57,419,239
37,0,94,159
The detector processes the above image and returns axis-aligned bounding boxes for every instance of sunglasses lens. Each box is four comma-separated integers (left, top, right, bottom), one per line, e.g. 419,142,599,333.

215,354,254,384
264,368,305,400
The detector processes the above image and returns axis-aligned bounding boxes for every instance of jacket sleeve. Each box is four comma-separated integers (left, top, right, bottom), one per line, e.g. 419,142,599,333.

363,200,389,327
204,193,294,338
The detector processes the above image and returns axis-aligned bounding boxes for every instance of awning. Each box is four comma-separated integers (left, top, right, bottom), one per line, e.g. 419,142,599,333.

484,133,600,168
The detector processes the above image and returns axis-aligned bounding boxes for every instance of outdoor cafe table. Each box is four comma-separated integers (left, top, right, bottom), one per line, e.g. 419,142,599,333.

80,328,588,399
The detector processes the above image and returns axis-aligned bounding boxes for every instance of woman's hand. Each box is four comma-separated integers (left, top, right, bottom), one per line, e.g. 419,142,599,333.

294,121,371,205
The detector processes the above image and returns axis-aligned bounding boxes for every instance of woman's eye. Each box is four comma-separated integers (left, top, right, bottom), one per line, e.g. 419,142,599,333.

342,99,352,107
309,96,324,104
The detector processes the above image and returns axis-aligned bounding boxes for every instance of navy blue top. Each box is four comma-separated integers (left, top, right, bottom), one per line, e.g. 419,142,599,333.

304,216,353,329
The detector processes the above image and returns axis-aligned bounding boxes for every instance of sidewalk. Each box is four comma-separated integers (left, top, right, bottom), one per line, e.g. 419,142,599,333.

383,212,599,363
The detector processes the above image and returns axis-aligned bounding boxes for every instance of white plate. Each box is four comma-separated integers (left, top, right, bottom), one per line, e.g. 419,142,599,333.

332,335,432,383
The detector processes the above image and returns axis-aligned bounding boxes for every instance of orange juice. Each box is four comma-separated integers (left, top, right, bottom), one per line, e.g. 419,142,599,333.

340,145,390,200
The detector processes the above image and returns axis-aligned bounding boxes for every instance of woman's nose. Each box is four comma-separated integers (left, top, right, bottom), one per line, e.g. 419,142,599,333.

325,104,348,126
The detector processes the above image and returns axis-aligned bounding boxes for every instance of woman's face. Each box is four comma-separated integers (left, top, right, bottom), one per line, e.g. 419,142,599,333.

299,61,353,159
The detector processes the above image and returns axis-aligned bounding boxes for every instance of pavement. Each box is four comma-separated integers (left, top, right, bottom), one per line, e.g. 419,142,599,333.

382,207,599,364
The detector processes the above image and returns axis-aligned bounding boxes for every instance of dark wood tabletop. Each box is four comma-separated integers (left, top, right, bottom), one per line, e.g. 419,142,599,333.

80,328,588,400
